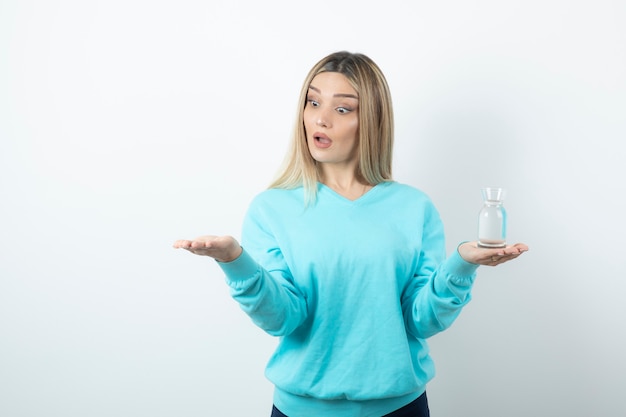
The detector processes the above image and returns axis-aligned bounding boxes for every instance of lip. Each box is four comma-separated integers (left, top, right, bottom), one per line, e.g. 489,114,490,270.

312,132,332,149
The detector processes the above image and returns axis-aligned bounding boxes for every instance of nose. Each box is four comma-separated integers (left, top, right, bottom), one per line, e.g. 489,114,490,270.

316,109,331,128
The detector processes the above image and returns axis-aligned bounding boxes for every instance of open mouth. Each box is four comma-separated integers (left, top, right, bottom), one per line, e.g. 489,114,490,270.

313,132,332,148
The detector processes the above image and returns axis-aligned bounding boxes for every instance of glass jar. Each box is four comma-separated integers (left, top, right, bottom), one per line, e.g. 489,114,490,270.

477,187,507,248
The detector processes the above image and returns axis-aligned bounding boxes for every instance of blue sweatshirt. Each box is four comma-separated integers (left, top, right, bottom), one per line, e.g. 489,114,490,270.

218,181,479,417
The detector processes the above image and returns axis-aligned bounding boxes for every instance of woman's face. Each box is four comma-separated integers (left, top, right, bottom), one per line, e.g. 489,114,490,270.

303,72,359,170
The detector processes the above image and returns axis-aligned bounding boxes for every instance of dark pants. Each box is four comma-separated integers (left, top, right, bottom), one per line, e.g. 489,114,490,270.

271,391,430,417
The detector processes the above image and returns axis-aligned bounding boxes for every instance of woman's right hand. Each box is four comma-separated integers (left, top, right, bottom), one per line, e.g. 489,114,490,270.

173,235,243,263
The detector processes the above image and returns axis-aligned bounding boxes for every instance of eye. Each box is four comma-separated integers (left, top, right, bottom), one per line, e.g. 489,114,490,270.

336,106,352,114
306,98,320,107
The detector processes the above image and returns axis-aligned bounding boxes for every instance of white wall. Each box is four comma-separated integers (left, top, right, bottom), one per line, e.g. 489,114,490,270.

1,1,624,416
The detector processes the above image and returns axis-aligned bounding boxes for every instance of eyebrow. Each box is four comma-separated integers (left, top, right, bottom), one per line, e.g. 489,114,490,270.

308,86,358,100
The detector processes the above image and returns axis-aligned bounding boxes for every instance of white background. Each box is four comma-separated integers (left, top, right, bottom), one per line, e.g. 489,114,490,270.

1,1,625,416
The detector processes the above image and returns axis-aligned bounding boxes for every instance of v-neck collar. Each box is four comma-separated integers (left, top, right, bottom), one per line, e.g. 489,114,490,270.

317,181,392,205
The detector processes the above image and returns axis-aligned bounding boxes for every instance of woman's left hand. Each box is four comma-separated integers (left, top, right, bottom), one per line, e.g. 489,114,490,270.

458,241,529,266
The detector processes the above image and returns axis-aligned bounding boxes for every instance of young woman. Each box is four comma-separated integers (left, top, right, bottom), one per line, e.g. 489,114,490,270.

173,51,528,417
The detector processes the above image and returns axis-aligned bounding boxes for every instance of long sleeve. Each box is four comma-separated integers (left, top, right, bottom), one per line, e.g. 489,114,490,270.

216,196,309,337
217,249,308,336
401,202,479,339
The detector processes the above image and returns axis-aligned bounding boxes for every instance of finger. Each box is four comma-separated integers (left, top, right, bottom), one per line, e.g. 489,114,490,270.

490,255,503,265
187,248,208,255
488,252,514,263
500,245,526,256
490,252,523,266
173,239,192,248
510,243,529,252
190,240,207,249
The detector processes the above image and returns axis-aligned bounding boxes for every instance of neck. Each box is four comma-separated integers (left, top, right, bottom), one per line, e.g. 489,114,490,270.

319,167,371,201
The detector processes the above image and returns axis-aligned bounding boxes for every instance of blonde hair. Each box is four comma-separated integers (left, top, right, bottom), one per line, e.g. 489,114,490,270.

269,51,394,204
